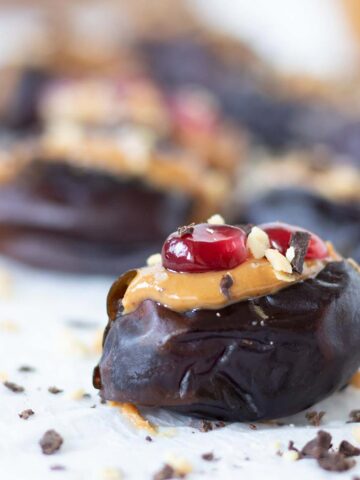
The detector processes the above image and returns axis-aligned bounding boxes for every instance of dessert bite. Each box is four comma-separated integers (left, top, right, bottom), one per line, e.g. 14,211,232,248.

93,217,360,421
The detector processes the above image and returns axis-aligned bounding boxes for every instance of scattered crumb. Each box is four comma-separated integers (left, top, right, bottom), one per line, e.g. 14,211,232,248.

18,365,36,373
0,319,19,332
166,454,192,477
39,430,63,455
0,371,8,382
146,436,153,442
3,381,24,393
50,465,66,471
305,411,326,427
109,402,157,435
318,453,355,472
68,388,87,400
48,386,63,395
97,467,123,480
19,409,34,420
248,423,257,430
353,426,360,443
0,268,13,298
282,450,300,462
201,452,216,462
153,464,180,480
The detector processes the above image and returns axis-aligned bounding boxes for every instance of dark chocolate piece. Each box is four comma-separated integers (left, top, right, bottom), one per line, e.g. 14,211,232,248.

153,464,181,480
339,440,360,457
305,411,325,427
220,273,233,299
301,431,332,459
39,430,63,455
318,453,355,472
94,261,360,421
289,231,311,273
201,452,215,461
3,381,24,393
19,409,34,420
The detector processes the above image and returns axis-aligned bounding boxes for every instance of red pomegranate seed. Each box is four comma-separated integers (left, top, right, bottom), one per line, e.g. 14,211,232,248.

260,222,328,259
162,223,248,273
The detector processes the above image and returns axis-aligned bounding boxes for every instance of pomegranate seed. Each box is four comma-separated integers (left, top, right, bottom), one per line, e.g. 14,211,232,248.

162,223,248,273
260,222,328,259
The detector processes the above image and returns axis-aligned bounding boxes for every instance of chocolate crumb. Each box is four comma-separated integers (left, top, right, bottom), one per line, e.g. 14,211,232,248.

220,273,233,299
301,430,332,459
305,410,325,427
146,436,153,442
177,223,195,237
318,453,355,472
153,464,183,480
4,381,24,393
215,421,226,429
199,420,214,432
349,410,360,423
82,393,91,399
202,452,215,461
39,430,63,455
18,365,35,373
65,319,98,329
50,465,66,471
48,386,63,395
248,423,257,430
289,231,311,274
288,441,300,455
339,440,360,457
19,409,34,420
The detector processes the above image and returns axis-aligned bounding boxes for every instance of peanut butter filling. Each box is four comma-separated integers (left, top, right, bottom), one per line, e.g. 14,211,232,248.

121,256,332,314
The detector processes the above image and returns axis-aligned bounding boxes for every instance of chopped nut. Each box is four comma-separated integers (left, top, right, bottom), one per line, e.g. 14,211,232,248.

286,246,295,262
282,450,299,461
265,249,293,273
246,226,270,259
207,214,225,225
147,253,162,266
274,271,296,282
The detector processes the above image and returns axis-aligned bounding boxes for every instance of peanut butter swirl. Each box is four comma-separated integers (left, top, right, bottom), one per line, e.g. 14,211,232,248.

121,256,332,314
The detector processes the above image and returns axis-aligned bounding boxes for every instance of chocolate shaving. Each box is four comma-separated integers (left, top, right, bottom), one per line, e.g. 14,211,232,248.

18,365,35,373
349,410,360,423
301,430,332,459
289,231,311,274
153,464,184,480
339,440,360,457
318,453,355,472
19,409,34,420
177,223,195,237
39,430,63,455
220,273,233,300
202,452,215,461
305,410,325,427
3,381,24,393
48,386,63,395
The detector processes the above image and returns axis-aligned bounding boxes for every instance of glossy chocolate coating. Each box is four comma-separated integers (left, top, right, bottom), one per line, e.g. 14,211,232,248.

95,261,360,421
0,161,192,273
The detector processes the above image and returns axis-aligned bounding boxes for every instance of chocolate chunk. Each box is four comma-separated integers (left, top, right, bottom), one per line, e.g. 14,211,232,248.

19,409,34,420
339,440,360,457
177,223,195,237
146,436,153,442
39,430,63,455
201,452,215,461
305,410,325,427
153,464,183,480
289,231,311,273
301,430,332,459
18,365,35,373
220,273,233,299
349,410,360,423
318,453,355,472
48,386,63,395
3,381,24,393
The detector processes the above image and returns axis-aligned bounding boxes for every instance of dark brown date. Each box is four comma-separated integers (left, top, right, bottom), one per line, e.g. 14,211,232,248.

94,261,360,421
